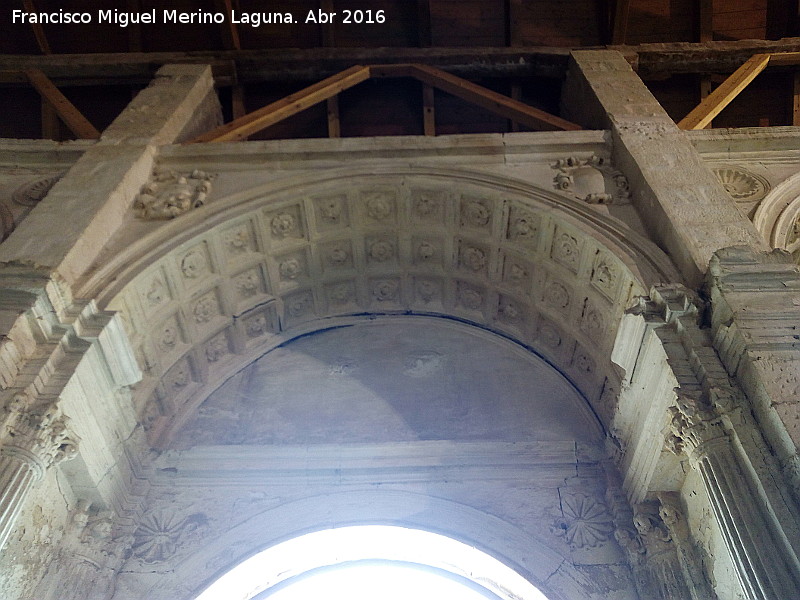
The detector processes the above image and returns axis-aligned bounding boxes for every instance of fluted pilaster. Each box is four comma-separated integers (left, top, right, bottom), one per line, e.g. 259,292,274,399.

0,402,79,551
667,390,800,599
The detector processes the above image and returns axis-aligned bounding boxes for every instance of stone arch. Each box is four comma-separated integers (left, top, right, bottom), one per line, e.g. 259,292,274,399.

79,166,678,446
112,489,599,600
753,171,800,260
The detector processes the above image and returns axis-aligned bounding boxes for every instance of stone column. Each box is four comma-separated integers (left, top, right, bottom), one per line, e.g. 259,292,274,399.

0,401,79,551
666,391,800,599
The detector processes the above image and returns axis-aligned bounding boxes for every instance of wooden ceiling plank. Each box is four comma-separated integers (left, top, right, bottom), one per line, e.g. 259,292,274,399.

678,53,771,130
189,65,371,143
418,0,432,47
127,0,144,52
22,0,51,54
41,101,59,141
793,71,800,126
407,64,581,131
698,0,713,43
24,69,100,139
610,0,631,45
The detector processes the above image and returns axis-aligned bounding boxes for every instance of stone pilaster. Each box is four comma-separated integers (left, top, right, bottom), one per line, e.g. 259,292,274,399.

562,50,767,287
0,402,79,551
667,391,800,599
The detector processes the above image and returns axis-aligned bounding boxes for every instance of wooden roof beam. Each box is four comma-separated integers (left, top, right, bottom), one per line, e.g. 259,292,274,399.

24,69,100,139
7,40,800,87
189,65,371,143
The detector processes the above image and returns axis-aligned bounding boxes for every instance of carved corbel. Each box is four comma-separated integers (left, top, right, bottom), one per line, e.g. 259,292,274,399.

133,169,216,220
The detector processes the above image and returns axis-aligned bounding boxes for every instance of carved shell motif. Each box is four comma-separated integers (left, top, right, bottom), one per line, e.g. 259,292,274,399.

712,167,769,203
554,493,615,548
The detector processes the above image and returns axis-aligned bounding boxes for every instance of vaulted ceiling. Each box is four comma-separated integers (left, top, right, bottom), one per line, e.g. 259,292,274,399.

2,0,799,140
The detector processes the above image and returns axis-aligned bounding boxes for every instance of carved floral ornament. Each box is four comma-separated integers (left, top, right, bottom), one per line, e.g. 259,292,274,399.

553,492,615,548
134,169,216,220
131,510,208,563
552,155,630,205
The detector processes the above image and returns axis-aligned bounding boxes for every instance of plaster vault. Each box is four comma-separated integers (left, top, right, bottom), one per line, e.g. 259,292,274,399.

1,52,800,600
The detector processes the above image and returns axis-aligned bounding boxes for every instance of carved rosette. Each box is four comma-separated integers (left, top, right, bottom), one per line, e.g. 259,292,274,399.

131,510,208,564
133,169,215,220
554,492,615,548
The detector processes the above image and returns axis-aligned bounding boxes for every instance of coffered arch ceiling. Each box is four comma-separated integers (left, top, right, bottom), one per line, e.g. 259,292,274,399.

88,167,679,447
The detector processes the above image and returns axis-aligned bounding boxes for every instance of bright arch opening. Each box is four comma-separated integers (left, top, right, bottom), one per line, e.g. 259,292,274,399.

194,526,551,600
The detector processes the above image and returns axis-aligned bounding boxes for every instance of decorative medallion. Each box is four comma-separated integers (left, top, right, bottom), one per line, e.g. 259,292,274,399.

193,293,218,323
234,270,261,298
507,205,539,245
278,257,304,281
461,197,491,229
315,195,347,227
205,335,227,363
245,314,267,338
367,239,395,263
712,166,769,203
270,213,297,238
133,169,215,220
415,278,439,303
458,283,484,310
552,231,581,272
544,281,571,310
552,155,630,205
180,248,208,279
372,279,399,302
460,245,487,272
412,189,445,221
363,191,395,222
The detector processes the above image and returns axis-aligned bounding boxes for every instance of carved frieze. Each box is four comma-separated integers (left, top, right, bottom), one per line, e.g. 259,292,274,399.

134,169,215,220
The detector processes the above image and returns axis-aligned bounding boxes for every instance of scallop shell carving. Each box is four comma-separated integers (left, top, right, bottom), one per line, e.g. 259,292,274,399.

713,167,769,202
12,172,65,206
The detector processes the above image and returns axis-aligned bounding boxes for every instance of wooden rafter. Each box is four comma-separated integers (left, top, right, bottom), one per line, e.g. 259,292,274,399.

678,53,773,130
407,64,581,131
24,69,100,139
190,65,371,143
22,0,51,54
189,63,580,144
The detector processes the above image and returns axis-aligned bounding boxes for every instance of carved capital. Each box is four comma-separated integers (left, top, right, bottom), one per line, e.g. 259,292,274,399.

665,391,727,458
1,403,80,475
